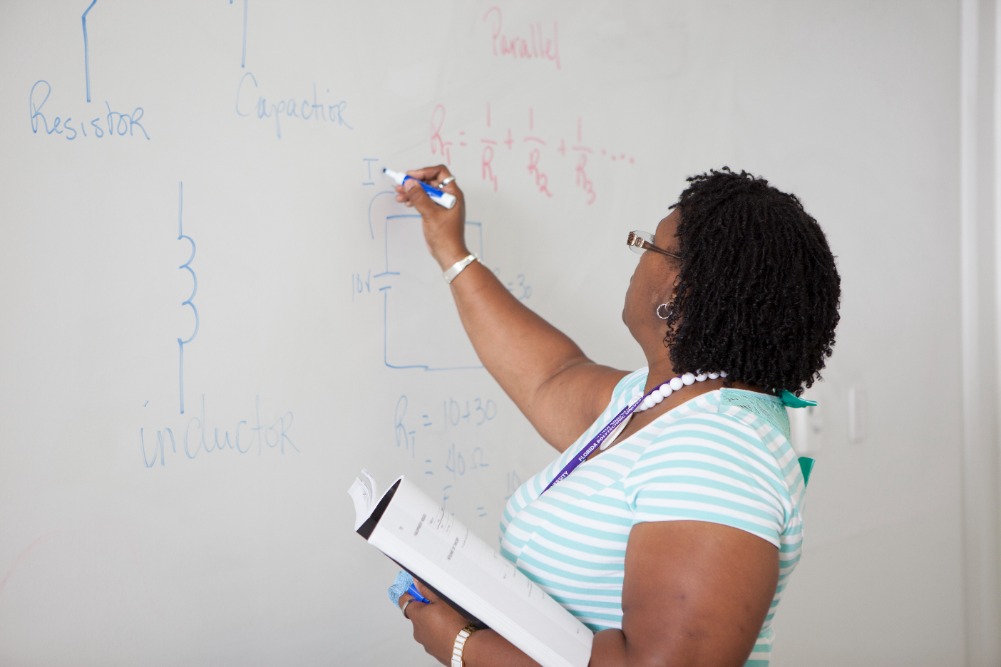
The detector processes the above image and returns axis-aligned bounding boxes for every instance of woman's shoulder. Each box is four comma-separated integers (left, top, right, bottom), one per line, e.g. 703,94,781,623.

609,368,649,403
660,389,789,444
632,391,796,485
625,392,800,539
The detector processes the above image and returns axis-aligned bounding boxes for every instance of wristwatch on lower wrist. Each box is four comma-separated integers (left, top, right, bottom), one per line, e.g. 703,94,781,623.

450,623,478,667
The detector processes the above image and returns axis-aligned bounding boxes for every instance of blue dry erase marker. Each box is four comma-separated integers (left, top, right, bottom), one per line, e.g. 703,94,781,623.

384,168,457,209
407,582,431,604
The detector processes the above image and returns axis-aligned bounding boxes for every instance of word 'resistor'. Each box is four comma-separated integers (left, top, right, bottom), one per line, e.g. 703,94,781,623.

28,80,150,141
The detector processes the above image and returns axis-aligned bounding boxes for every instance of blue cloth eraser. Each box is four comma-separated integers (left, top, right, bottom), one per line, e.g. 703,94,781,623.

388,570,414,605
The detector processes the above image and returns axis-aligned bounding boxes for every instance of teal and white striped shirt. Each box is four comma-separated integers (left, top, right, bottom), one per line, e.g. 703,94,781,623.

499,369,806,666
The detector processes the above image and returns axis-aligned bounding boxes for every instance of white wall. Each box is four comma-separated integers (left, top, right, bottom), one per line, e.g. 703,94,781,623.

958,0,1001,664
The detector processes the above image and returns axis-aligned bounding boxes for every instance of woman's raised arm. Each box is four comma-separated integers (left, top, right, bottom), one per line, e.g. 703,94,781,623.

397,165,625,450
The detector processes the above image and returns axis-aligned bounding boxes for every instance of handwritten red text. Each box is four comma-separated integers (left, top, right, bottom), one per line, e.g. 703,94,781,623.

483,6,561,71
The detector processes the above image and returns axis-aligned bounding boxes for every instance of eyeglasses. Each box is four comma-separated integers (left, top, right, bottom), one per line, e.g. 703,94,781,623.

626,230,681,260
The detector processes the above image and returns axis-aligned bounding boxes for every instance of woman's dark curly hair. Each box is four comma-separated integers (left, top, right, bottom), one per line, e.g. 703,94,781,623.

663,167,840,395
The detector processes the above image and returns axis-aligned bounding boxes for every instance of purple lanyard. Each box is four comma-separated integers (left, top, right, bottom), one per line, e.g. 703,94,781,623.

540,384,661,495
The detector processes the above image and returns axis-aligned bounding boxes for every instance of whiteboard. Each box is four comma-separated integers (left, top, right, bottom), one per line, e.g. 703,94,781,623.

0,1,967,665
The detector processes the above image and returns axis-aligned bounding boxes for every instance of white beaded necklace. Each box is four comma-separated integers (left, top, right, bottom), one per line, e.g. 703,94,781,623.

635,370,727,412
597,370,726,452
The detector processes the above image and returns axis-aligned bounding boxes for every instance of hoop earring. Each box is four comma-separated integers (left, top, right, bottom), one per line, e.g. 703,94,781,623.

656,303,673,320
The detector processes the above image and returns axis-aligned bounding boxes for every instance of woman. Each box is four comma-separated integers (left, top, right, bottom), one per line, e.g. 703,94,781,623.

392,165,840,666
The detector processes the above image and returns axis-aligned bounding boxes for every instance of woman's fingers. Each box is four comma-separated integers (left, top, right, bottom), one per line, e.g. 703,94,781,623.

406,164,452,185
391,166,468,267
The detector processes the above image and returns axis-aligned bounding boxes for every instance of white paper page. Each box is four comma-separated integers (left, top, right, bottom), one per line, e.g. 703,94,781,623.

366,476,592,667
347,469,378,531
